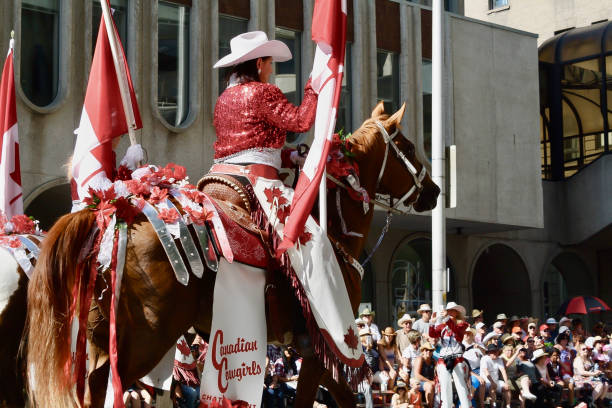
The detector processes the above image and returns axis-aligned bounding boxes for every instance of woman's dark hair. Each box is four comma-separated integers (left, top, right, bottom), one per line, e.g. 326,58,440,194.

224,57,271,86
280,346,297,376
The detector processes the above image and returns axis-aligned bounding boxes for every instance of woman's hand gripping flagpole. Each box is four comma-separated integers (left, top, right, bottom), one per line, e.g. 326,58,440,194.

277,0,347,254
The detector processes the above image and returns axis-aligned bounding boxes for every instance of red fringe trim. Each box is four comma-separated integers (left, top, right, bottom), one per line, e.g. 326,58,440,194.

199,396,250,408
173,363,200,388
247,185,369,390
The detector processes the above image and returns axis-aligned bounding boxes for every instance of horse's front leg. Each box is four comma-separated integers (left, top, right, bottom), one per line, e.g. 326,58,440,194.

320,368,356,408
295,355,325,408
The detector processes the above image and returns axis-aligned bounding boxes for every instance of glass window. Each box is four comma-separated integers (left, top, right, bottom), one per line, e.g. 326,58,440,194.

489,0,508,10
336,44,352,134
218,15,248,94
275,28,303,145
422,59,432,160
376,51,399,114
92,0,128,55
157,0,190,127
390,238,455,324
21,0,60,106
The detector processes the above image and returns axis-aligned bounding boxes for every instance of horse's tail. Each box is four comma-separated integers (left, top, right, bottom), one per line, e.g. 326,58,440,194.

26,210,96,408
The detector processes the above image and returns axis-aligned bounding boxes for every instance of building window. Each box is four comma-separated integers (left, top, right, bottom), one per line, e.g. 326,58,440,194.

157,0,190,127
422,59,432,160
489,0,508,10
377,50,399,114
92,0,128,55
390,238,455,324
20,0,60,107
275,27,303,145
218,15,248,94
336,44,352,133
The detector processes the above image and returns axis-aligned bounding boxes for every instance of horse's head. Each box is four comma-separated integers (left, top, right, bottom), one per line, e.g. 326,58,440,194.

349,101,440,212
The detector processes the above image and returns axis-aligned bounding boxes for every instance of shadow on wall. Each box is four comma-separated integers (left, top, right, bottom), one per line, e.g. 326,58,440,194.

472,243,532,323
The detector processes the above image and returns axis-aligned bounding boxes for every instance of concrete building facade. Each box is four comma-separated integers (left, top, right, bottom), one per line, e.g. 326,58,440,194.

1,0,605,328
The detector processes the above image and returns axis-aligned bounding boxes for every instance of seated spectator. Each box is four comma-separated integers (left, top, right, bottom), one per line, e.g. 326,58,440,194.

496,314,509,332
400,330,422,373
359,327,377,408
413,304,433,335
377,327,399,391
361,308,381,343
511,326,523,342
548,348,571,394
480,344,511,408
123,382,153,408
540,324,553,345
572,318,585,339
173,334,202,408
546,318,559,339
573,342,606,403
475,322,486,345
508,316,521,335
592,322,605,338
406,378,424,408
463,330,486,408
515,346,538,402
412,343,436,408
526,322,538,341
396,314,415,356
483,321,504,347
472,309,484,326
533,348,563,406
500,333,516,348
390,380,409,407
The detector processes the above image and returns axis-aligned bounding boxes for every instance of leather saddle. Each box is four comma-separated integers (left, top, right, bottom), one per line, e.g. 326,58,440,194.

197,173,269,268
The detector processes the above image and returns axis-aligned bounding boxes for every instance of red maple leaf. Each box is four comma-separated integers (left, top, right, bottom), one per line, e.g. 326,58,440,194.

263,187,288,207
344,326,359,351
276,205,290,224
158,208,180,224
149,186,168,204
177,339,191,356
298,231,312,246
115,165,132,181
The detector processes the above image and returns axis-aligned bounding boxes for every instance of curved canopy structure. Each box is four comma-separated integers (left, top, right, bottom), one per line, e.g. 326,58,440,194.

539,21,612,180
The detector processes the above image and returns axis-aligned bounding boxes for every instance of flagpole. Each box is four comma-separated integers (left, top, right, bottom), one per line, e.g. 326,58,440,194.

100,0,138,147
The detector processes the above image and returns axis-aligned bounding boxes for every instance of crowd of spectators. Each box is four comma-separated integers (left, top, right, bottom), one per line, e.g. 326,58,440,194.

355,306,612,408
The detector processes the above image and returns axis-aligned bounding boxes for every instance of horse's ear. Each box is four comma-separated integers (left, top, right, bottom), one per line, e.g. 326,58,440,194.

385,102,406,126
371,101,386,118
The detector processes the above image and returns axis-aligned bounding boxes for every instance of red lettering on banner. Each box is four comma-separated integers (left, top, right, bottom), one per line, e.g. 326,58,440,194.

211,329,263,392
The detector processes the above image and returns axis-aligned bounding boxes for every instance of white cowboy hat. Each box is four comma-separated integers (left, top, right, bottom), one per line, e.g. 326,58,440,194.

546,317,558,325
397,314,414,326
213,31,292,68
360,308,374,317
445,302,466,319
531,348,549,362
417,304,432,314
496,313,508,321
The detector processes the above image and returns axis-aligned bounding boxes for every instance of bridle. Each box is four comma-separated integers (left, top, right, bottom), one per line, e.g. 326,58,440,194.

374,120,428,212
325,120,430,269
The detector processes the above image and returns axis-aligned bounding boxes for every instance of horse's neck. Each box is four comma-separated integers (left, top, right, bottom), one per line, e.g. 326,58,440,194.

328,143,381,259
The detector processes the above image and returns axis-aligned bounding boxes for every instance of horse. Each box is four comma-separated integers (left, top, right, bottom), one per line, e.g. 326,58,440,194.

0,233,43,408
26,101,440,408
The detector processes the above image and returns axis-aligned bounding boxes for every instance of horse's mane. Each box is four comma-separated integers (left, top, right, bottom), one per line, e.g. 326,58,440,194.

348,114,397,153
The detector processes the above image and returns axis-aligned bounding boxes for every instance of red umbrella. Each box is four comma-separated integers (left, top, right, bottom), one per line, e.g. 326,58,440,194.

557,296,611,315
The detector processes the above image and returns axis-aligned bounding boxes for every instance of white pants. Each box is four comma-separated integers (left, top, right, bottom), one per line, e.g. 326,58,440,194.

436,361,470,408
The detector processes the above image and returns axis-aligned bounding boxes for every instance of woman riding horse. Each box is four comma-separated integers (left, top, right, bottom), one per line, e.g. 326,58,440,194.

203,30,364,403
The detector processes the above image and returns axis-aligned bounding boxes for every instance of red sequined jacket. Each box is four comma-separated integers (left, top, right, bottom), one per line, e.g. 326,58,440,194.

213,80,318,160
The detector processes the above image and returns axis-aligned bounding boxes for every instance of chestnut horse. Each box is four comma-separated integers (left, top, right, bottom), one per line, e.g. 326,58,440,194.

26,102,439,408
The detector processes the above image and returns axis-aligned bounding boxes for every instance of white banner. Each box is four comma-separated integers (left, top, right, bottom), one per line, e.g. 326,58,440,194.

200,259,266,408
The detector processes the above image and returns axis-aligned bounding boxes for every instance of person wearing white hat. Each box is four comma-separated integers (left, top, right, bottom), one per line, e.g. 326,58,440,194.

395,314,414,356
360,308,381,343
546,317,559,339
429,302,471,408
413,304,432,335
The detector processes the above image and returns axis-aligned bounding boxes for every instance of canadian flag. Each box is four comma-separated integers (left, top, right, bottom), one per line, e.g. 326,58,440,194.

278,0,347,253
0,37,23,218
70,5,141,203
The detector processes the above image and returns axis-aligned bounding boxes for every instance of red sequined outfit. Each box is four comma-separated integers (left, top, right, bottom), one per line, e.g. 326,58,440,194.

213,80,318,160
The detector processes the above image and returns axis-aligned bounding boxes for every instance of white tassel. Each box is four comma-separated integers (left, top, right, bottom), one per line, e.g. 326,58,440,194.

120,144,145,170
